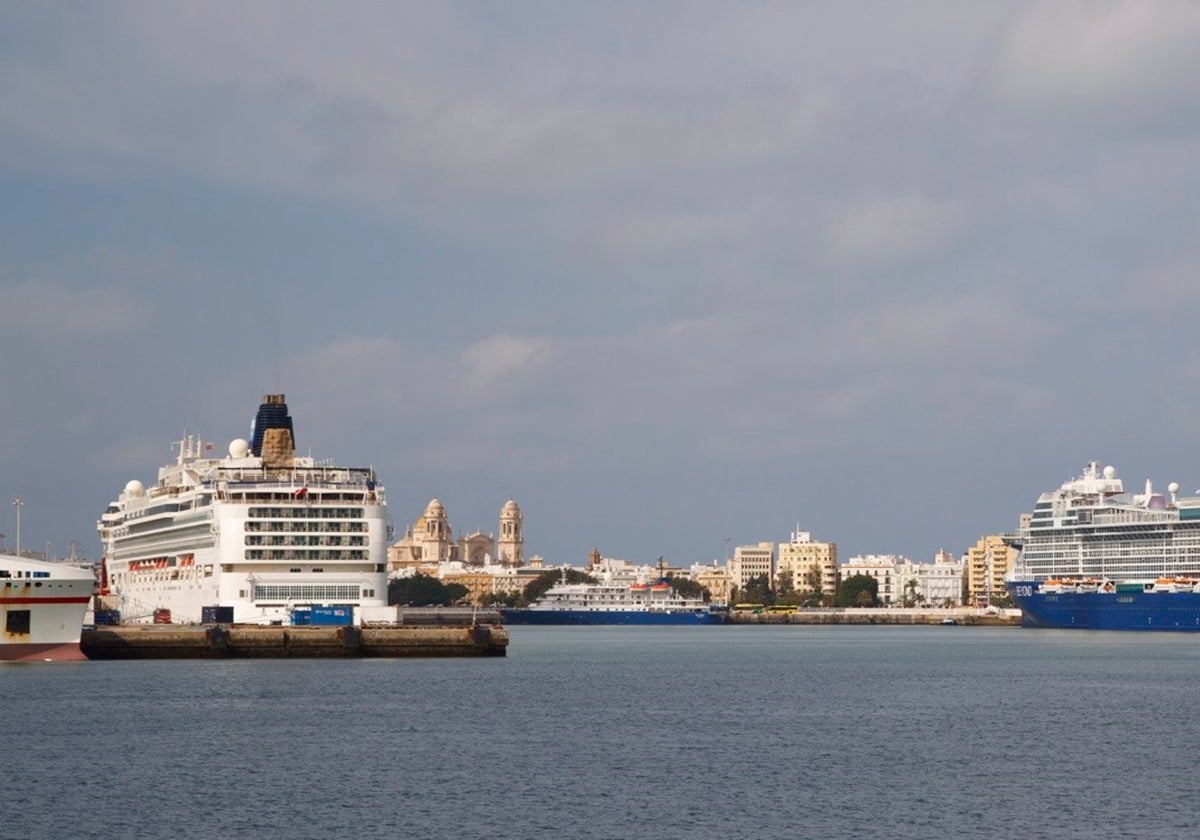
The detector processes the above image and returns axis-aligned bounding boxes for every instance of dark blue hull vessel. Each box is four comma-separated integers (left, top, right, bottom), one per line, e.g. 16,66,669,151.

1007,581,1200,631
500,608,724,626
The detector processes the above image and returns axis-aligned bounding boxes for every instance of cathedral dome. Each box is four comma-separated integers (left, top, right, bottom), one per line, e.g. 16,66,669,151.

425,498,446,517
501,499,520,515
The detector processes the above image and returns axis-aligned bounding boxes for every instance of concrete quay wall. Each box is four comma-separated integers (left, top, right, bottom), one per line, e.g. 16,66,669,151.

81,623,508,659
725,608,1020,626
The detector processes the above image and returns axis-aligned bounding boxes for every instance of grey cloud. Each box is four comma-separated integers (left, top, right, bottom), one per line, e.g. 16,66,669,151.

5,2,1200,562
0,281,150,338
991,0,1200,132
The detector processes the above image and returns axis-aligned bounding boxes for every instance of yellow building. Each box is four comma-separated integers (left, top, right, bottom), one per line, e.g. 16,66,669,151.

441,568,546,606
776,530,839,599
730,542,776,591
693,565,733,606
965,534,1014,606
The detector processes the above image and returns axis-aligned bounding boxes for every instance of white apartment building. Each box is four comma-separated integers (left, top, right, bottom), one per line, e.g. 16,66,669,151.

842,554,901,604
843,552,965,606
896,553,965,607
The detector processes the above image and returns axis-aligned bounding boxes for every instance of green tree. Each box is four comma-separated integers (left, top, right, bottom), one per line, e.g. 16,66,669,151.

776,569,795,597
668,576,710,602
388,574,469,606
479,590,522,608
794,565,825,607
522,568,596,603
902,578,922,608
989,590,1014,609
835,574,879,608
775,590,802,606
737,573,775,606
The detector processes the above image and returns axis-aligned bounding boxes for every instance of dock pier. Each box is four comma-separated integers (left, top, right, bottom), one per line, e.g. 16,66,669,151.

81,622,508,659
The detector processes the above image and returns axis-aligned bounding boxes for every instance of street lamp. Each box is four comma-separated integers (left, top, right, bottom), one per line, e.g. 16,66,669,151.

12,498,22,557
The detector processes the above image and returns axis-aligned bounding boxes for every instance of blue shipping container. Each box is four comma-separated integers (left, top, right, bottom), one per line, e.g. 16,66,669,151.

311,605,353,626
94,609,121,626
290,607,312,626
201,606,235,624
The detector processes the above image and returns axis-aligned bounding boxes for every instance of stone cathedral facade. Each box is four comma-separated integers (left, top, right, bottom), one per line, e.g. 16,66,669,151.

387,497,525,575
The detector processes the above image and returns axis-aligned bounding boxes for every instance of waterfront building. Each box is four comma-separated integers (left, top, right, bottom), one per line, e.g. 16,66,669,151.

776,530,839,599
692,564,733,606
895,552,965,607
440,564,546,605
585,554,685,583
965,534,1014,606
583,552,730,605
842,555,902,603
730,542,776,592
388,498,527,576
842,552,965,606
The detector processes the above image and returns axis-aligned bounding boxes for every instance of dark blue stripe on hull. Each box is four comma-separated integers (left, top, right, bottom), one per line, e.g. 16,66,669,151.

500,609,724,626
1006,581,1200,631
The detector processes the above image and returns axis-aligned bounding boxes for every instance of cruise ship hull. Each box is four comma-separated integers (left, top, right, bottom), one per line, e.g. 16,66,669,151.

2,557,94,661
1007,581,1200,631
0,640,89,662
501,608,724,626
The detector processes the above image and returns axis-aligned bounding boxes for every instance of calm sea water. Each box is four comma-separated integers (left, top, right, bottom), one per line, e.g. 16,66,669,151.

4,626,1200,839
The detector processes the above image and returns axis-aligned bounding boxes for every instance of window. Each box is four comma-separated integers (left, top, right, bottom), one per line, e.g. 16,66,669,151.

5,609,31,634
253,584,361,601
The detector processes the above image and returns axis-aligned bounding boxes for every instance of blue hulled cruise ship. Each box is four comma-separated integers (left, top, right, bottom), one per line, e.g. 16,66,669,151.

1006,462,1200,631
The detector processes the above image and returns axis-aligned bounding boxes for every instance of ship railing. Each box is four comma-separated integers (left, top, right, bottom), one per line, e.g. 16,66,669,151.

213,473,377,487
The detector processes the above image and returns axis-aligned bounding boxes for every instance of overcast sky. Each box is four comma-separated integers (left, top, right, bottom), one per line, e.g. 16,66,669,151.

3,1,1200,567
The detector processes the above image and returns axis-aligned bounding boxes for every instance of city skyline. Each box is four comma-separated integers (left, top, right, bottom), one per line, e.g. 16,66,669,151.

4,2,1200,566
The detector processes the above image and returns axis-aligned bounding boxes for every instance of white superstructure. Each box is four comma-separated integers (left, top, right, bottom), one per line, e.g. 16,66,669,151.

1,554,94,661
527,569,711,613
97,395,389,625
1010,461,1200,583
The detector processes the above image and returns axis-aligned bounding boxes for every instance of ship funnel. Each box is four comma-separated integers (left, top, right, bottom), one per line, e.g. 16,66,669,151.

250,393,296,468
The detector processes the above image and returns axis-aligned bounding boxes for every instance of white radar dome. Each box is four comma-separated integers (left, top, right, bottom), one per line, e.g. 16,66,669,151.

124,480,145,497
1103,465,1116,479
1170,482,1180,494
229,438,250,458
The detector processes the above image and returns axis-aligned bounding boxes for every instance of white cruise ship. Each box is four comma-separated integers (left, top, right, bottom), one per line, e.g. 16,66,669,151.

96,394,389,625
1,554,95,661
501,569,724,625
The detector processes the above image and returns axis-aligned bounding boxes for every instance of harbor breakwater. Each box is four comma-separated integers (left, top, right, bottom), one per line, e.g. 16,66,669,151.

81,622,508,659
